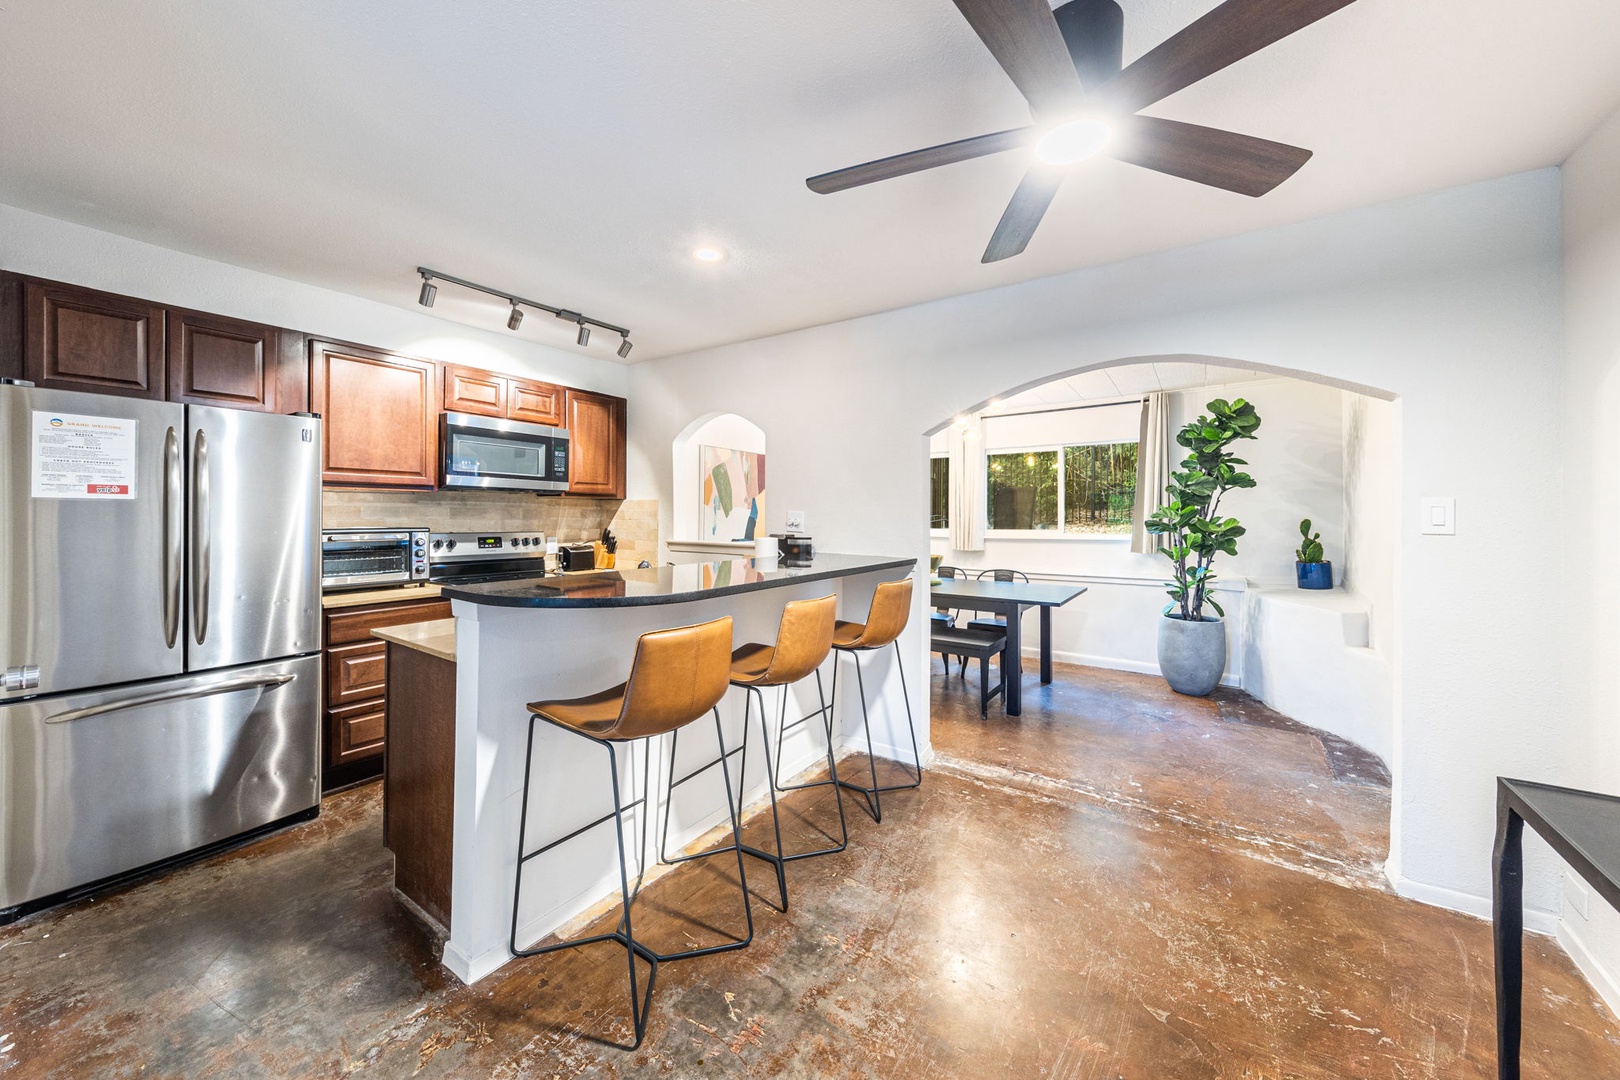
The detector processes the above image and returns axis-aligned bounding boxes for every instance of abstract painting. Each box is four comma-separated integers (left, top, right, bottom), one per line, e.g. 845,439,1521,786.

701,445,766,541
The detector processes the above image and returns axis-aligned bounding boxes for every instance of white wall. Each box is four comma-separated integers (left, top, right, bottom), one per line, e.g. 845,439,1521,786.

629,169,1569,929
1557,103,1620,1012
1341,395,1401,656
0,202,630,398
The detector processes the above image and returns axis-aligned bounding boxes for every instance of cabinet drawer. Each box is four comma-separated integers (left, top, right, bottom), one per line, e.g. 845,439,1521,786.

325,600,451,645
327,641,387,706
328,701,386,765
509,377,564,426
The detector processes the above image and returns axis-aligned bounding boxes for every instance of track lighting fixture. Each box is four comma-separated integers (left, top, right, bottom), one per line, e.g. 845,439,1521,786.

414,267,631,356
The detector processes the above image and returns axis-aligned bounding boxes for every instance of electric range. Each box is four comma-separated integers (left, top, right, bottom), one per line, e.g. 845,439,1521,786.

427,531,549,586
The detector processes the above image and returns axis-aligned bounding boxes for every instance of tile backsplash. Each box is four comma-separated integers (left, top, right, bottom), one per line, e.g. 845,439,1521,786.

322,490,659,567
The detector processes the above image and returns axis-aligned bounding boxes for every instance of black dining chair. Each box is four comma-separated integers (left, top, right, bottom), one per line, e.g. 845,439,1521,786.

965,569,1030,636
934,566,967,676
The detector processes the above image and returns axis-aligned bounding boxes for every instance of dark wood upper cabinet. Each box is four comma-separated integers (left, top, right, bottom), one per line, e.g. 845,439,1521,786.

167,310,280,412
442,363,507,417
566,389,627,499
22,279,166,399
508,376,564,427
310,340,439,488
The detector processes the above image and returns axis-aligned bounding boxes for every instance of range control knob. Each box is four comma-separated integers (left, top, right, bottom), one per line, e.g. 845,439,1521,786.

510,537,519,547
445,538,457,552
520,537,530,547
432,539,444,551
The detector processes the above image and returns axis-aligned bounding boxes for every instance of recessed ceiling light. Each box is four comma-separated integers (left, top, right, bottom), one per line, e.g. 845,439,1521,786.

692,247,725,263
1034,118,1112,166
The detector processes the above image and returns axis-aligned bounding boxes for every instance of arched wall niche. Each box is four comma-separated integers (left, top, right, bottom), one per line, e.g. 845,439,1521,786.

670,412,767,543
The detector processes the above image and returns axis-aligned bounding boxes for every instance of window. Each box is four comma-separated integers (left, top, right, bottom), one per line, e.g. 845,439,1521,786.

929,457,949,530
1063,442,1139,535
987,450,1059,530
984,441,1138,536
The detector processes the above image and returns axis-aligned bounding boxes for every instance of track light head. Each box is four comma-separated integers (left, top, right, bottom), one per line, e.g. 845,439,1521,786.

617,335,633,359
418,279,436,308
507,303,524,331
577,322,590,347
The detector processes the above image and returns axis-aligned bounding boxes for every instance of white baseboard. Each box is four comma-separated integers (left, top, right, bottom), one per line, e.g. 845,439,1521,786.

1556,920,1620,1019
1390,872,1559,936
1016,648,1241,689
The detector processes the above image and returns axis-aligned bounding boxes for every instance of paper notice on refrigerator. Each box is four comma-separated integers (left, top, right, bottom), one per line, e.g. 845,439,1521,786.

31,411,138,499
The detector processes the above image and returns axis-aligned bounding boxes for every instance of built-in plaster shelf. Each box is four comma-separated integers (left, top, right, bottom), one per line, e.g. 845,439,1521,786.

666,539,757,556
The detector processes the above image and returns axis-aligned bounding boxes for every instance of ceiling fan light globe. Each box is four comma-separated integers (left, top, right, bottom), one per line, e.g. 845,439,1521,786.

1034,118,1112,166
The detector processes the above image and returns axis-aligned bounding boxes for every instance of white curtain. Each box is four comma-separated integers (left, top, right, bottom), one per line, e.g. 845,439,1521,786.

1130,392,1171,555
949,417,986,552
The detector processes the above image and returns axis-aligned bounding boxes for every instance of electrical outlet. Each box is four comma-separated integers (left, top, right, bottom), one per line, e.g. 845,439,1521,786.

785,510,805,531
1565,872,1591,920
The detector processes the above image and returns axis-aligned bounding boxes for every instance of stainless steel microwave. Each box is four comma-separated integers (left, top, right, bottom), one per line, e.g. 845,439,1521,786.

441,411,570,493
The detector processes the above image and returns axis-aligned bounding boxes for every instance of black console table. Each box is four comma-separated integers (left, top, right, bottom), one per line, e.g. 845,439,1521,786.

1493,777,1620,1079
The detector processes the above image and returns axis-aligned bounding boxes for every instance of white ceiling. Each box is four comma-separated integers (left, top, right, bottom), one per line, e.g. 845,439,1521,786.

2,0,1619,362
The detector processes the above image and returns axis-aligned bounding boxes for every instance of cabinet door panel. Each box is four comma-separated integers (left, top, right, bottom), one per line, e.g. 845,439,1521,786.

324,599,452,645
311,341,437,488
327,641,387,706
328,701,386,765
443,364,506,417
508,377,564,426
23,280,165,398
565,389,626,498
168,311,277,411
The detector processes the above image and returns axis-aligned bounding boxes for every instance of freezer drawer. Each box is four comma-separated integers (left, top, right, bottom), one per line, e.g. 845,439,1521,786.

0,654,320,913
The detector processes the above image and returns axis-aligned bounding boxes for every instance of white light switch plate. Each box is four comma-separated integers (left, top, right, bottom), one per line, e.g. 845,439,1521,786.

785,510,805,531
1419,497,1456,535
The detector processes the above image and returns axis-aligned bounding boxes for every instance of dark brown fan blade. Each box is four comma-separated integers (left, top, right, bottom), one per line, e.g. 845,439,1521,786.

1096,0,1359,115
1111,116,1312,197
951,0,1086,116
807,127,1033,195
982,168,1064,263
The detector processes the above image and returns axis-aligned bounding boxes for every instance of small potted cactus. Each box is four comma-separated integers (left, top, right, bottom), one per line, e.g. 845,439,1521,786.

1295,519,1333,590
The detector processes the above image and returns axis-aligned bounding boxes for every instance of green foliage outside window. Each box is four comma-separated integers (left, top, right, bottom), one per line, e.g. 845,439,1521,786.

929,457,950,530
1063,443,1139,535
987,450,1060,530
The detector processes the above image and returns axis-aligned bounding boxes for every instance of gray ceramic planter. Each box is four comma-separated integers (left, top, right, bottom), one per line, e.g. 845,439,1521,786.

1158,614,1226,697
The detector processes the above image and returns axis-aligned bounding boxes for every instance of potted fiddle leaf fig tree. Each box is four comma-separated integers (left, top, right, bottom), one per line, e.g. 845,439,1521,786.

1144,398,1261,696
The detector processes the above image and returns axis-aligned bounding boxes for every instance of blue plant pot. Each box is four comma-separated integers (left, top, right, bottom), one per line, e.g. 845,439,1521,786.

1296,561,1333,590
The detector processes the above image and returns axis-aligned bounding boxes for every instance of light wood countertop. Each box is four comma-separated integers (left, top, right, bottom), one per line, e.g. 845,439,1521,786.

321,584,443,610
372,619,456,663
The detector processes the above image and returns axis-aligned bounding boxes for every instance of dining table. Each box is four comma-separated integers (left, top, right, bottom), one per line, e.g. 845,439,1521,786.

929,577,1088,715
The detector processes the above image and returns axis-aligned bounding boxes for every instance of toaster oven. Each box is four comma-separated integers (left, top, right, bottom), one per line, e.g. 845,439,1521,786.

320,529,430,590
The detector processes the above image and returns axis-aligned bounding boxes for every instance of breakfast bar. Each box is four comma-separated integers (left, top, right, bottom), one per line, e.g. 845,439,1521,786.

388,553,916,985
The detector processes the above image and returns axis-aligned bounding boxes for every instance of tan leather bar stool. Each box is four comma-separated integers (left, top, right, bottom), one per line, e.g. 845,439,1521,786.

831,578,922,823
510,616,749,1052
659,594,843,912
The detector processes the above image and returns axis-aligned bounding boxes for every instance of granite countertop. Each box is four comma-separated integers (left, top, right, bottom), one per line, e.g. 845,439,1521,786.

372,618,456,662
322,584,443,610
439,553,917,609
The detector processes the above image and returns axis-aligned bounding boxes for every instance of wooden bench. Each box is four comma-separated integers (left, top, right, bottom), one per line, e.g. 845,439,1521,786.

930,626,1007,719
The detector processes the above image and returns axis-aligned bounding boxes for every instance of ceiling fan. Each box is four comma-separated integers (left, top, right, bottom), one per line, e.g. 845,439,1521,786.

806,0,1361,263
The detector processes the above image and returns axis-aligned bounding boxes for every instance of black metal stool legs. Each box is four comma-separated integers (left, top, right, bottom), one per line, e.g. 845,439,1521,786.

512,709,753,1051
832,640,923,824
770,669,849,858
659,705,787,911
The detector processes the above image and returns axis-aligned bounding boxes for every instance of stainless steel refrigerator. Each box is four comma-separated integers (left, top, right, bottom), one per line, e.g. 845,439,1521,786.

0,381,321,920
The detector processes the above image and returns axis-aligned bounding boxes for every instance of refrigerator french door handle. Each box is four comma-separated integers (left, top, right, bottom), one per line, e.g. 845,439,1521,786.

43,672,295,725
191,428,210,645
162,426,182,648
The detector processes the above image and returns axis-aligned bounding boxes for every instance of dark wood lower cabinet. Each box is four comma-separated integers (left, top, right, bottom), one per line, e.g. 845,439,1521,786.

383,641,457,928
321,597,450,791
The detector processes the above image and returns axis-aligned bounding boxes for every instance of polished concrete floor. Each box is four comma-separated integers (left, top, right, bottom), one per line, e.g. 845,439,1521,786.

3,661,1618,1077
